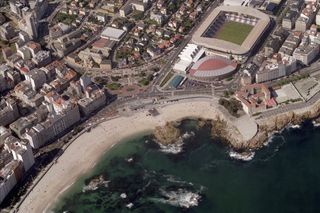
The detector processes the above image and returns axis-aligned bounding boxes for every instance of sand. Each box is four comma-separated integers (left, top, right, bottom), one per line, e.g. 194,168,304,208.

17,100,243,213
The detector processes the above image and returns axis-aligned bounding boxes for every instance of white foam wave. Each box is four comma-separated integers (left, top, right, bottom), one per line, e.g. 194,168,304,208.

229,150,255,161
182,131,195,139
157,131,195,154
288,124,301,129
156,189,201,208
312,120,320,127
158,140,184,154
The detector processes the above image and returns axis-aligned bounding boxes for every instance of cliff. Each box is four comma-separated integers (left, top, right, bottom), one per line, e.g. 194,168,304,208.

247,101,320,150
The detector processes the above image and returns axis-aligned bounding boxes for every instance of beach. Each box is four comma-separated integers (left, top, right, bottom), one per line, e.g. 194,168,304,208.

17,100,255,213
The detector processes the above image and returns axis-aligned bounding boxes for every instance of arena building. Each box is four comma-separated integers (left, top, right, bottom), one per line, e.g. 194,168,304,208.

192,6,270,60
189,55,237,81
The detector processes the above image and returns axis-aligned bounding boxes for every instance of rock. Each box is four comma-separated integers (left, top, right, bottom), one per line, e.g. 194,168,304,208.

154,122,181,145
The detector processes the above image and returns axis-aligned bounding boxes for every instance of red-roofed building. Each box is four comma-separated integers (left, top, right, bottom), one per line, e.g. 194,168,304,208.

235,83,277,115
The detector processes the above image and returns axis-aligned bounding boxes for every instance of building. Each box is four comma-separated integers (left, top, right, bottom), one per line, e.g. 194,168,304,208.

68,76,106,116
316,9,320,26
23,12,39,39
24,68,47,90
0,126,35,204
223,0,252,6
0,23,16,40
256,54,297,83
119,0,149,17
30,0,48,19
173,44,204,73
0,99,20,127
100,27,126,41
264,37,284,57
235,83,277,114
32,50,51,67
53,30,83,57
282,10,298,29
293,35,319,65
23,92,81,148
189,55,237,81
14,82,44,107
295,2,317,32
0,64,21,92
278,31,302,56
150,11,164,25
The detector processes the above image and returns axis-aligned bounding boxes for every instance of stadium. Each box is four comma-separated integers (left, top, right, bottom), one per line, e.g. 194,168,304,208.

192,6,270,57
189,55,237,81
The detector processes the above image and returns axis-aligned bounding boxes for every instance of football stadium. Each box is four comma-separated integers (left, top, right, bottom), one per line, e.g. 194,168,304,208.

192,6,270,56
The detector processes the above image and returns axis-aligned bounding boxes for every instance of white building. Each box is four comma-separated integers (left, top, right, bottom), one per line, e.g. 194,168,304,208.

256,54,297,83
173,44,205,73
0,126,35,204
101,27,126,41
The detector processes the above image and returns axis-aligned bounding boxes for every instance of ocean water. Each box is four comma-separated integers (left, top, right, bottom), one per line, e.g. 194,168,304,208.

53,119,320,213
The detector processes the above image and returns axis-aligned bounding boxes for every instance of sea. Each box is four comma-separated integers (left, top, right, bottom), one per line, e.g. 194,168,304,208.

52,119,320,213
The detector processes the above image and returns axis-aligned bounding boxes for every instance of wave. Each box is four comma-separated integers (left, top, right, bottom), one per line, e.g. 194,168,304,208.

229,150,255,161
82,175,109,192
288,124,301,129
164,174,194,186
182,131,195,139
312,120,320,127
155,189,201,208
158,139,184,154
157,131,195,154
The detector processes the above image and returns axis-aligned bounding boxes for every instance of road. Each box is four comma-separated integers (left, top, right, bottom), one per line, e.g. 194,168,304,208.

257,90,320,119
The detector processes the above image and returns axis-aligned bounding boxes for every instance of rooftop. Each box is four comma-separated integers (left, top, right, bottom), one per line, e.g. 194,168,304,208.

101,27,125,40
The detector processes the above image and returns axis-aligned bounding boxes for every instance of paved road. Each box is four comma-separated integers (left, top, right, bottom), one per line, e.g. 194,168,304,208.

257,91,320,119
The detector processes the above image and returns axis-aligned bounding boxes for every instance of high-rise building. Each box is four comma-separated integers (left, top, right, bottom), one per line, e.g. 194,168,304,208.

24,12,38,39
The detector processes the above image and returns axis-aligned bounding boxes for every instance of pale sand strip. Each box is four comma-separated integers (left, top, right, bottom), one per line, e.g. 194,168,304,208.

17,101,241,213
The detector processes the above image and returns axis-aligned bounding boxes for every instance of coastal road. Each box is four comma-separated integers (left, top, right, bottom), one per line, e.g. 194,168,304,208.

257,91,320,119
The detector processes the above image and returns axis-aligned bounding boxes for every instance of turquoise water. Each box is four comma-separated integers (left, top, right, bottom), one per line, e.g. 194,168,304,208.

53,119,320,213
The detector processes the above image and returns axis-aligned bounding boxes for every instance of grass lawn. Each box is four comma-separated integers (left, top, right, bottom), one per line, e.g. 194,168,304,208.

106,82,122,90
214,21,253,45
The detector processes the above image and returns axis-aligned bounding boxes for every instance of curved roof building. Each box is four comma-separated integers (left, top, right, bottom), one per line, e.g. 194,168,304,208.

189,55,237,80
192,6,270,56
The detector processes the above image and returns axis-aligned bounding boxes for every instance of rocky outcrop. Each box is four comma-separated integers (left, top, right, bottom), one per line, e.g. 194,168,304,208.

154,122,181,145
210,117,229,141
153,100,320,152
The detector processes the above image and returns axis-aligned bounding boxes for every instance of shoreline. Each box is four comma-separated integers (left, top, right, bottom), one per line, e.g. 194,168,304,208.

17,100,252,213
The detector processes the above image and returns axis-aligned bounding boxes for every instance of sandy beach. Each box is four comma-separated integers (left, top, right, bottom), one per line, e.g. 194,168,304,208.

17,100,252,213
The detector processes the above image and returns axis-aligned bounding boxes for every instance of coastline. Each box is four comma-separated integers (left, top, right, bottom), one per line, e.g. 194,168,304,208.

17,100,253,213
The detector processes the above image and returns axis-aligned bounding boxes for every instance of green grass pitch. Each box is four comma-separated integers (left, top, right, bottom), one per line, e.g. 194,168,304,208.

214,21,253,45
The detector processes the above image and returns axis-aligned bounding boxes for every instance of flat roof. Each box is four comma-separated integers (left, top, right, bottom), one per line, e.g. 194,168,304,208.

101,27,125,40
192,5,270,55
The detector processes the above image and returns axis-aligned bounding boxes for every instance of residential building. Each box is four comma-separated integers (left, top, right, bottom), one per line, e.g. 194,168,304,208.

0,99,20,127
68,76,106,116
0,23,16,40
0,126,35,204
23,92,81,148
293,32,319,65
256,54,297,83
0,64,21,92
